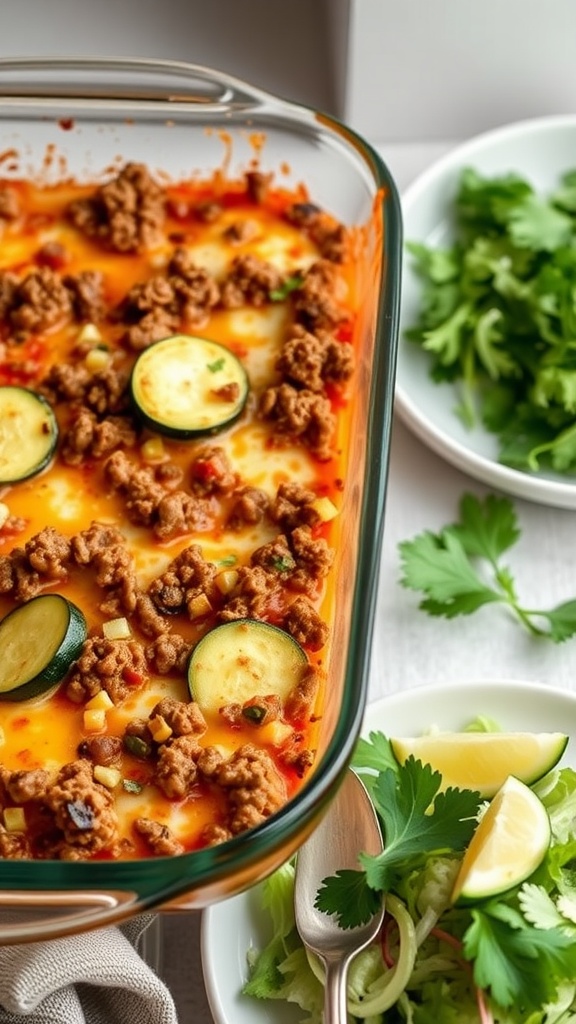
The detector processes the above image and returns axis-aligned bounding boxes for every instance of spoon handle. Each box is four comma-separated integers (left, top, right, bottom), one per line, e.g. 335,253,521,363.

323,956,349,1024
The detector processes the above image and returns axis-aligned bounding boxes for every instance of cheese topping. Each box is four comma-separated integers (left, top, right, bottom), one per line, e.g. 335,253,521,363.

0,163,358,861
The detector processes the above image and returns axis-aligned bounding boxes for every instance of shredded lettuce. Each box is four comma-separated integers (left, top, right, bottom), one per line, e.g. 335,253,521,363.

242,754,576,1024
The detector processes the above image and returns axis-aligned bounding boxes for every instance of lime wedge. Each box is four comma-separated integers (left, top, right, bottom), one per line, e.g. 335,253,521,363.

390,731,568,797
451,775,550,903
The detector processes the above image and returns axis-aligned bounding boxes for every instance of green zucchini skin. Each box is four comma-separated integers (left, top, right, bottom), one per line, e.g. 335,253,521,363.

130,334,249,439
0,386,58,484
0,594,87,702
187,618,307,715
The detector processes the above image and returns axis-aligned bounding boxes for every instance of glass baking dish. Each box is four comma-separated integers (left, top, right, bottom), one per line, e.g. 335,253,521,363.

0,57,401,942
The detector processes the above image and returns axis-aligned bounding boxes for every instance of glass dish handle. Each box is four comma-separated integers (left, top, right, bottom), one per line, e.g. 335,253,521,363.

0,57,272,112
0,888,143,944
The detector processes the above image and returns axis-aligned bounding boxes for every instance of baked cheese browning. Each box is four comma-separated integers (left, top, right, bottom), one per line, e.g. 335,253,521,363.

0,161,358,861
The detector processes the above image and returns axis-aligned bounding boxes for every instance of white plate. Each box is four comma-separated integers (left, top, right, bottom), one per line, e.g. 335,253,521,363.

200,680,576,1024
396,114,576,510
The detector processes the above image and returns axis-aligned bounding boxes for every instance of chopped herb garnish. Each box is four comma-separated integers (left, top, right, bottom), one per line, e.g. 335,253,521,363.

242,705,267,724
207,357,226,372
122,778,144,794
271,555,296,572
124,734,152,758
269,274,303,302
216,554,238,567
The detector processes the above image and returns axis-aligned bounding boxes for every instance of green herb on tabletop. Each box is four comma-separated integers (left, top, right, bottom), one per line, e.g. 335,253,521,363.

406,165,576,473
399,491,576,641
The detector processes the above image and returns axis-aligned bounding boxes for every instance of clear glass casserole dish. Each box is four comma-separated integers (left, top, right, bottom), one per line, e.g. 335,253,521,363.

0,57,401,942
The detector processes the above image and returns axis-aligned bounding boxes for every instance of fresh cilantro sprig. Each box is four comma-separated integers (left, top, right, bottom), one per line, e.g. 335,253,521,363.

464,900,576,1012
399,492,576,641
406,164,576,472
314,750,480,929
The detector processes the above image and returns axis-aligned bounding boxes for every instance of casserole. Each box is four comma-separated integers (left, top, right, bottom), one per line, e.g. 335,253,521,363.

0,57,401,942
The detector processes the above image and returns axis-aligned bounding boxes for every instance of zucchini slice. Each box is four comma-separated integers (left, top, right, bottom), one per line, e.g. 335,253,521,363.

130,334,249,439
0,594,87,702
0,386,58,484
187,619,307,715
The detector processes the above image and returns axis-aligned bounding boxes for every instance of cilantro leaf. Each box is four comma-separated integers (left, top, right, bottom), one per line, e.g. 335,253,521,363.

315,757,480,928
361,758,480,892
463,901,576,1011
352,731,398,775
536,600,576,643
399,492,576,641
399,528,500,611
552,168,576,212
506,195,573,251
421,302,471,367
314,869,381,930
449,492,520,564
518,882,568,930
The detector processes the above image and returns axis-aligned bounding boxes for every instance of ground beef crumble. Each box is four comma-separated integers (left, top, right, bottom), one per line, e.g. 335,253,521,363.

145,632,191,674
0,266,73,340
219,253,283,308
0,761,120,861
65,636,148,705
61,407,137,465
67,162,166,253
0,526,72,601
284,596,329,651
250,527,333,597
259,382,335,459
190,445,238,496
270,482,321,531
40,361,130,416
205,744,287,836
104,450,214,540
218,565,284,624
134,818,184,857
117,246,220,350
147,544,220,618
277,325,354,393
43,760,119,860
227,486,270,530
285,202,349,263
293,259,347,332
71,521,140,618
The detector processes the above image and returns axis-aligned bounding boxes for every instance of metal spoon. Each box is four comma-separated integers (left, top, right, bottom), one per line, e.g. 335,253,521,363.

294,768,385,1024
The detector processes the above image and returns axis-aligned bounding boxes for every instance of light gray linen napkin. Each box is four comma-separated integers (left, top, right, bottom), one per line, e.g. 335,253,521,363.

0,915,179,1023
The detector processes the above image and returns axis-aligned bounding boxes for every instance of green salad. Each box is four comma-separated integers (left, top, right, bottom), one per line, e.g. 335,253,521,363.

243,727,576,1024
406,165,576,475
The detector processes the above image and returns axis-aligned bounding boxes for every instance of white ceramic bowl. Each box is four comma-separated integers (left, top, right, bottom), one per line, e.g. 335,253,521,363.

396,115,576,510
201,679,576,1024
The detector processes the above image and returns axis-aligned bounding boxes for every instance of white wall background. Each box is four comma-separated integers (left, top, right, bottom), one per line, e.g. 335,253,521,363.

0,0,574,144
343,0,576,141
0,0,338,114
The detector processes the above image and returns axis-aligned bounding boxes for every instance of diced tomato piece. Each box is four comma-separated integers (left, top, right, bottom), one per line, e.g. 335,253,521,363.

123,668,143,687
